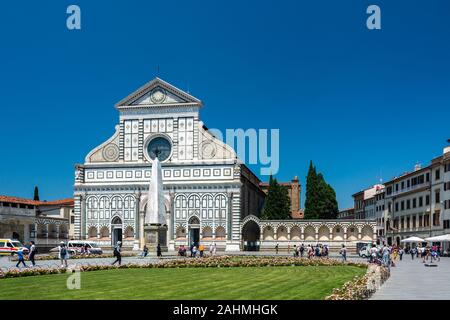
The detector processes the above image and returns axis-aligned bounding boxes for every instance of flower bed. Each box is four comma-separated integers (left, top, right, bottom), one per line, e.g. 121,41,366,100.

11,252,136,261
1,256,367,279
325,264,390,300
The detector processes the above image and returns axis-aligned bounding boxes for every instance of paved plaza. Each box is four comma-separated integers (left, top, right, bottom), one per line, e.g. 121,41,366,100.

371,256,450,300
0,251,361,270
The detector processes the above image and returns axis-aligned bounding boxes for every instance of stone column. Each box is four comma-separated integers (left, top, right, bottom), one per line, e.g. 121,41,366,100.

139,210,145,249
133,192,141,251
168,190,176,251
81,194,87,240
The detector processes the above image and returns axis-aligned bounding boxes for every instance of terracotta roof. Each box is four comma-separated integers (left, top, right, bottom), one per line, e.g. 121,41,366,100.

39,198,74,206
0,195,74,207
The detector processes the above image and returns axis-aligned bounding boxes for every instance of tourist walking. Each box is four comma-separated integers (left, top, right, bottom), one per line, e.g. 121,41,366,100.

293,245,297,257
370,245,378,263
422,246,429,263
157,243,162,258
199,243,204,257
112,241,122,265
300,244,305,258
382,245,390,271
410,247,416,260
84,243,90,255
275,243,279,254
190,242,195,257
308,245,314,259
15,248,27,268
392,246,398,261
28,241,37,267
212,242,217,256
398,247,404,261
340,244,347,262
209,243,213,256
431,247,440,262
58,241,69,268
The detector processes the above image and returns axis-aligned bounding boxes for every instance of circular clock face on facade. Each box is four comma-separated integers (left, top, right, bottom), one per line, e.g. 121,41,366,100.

147,136,172,161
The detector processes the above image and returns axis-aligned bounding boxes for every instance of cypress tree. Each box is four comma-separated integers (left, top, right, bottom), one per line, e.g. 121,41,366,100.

304,161,319,219
262,175,291,220
304,161,339,219
33,186,40,201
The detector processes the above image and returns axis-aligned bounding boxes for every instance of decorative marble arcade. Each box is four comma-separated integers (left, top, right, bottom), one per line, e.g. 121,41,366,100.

241,215,377,250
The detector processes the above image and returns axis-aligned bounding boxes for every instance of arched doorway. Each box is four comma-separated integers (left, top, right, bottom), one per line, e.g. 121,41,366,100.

188,216,200,247
242,220,260,251
111,216,123,246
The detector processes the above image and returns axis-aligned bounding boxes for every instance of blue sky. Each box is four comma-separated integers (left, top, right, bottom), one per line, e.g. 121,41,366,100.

0,0,449,209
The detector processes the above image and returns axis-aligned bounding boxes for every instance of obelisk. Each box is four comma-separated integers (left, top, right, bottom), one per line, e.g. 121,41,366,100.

145,155,166,225
143,150,168,254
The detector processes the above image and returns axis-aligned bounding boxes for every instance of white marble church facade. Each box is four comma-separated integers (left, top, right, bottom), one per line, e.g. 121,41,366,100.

74,78,265,251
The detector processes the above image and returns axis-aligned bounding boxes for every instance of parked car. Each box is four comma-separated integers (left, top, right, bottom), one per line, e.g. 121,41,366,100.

50,241,103,255
359,246,370,258
0,239,29,256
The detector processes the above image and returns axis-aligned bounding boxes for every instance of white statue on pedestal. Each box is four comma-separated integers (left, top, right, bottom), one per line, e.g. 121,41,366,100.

144,152,167,226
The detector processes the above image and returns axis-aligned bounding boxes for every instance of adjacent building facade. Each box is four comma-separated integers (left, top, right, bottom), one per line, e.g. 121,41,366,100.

0,196,73,251
347,144,450,246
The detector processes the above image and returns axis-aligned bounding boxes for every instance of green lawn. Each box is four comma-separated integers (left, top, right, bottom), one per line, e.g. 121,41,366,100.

0,266,365,300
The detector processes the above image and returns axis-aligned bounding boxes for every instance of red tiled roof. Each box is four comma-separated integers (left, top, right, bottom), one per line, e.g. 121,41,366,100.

39,198,74,206
0,195,74,207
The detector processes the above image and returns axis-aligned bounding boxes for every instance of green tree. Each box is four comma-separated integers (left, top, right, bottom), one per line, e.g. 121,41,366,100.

33,186,40,201
262,175,291,220
304,161,339,219
304,161,319,219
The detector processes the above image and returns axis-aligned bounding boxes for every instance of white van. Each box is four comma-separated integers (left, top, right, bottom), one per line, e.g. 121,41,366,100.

68,241,103,255
50,241,103,255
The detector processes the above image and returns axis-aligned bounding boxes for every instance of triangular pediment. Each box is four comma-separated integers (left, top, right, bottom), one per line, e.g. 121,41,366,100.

115,77,202,108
